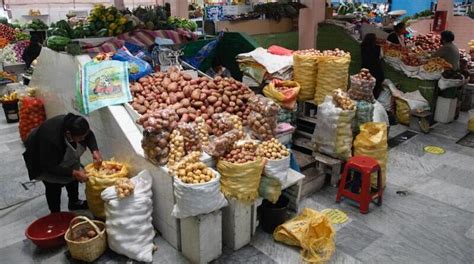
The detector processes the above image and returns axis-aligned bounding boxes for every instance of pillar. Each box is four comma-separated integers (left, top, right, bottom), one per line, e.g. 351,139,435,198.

166,0,189,19
113,0,125,10
436,0,454,24
298,0,326,50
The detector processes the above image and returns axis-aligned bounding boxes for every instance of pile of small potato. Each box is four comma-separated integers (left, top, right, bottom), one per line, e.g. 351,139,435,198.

319,48,350,57
168,130,185,166
130,67,254,129
222,142,258,164
256,138,290,160
172,152,215,184
176,122,201,153
115,178,135,199
333,89,355,110
294,49,323,56
210,113,243,136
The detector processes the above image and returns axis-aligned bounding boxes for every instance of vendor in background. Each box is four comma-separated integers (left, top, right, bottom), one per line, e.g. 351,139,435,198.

206,56,232,78
433,30,460,71
387,22,407,46
21,34,42,69
23,113,103,213
361,33,385,98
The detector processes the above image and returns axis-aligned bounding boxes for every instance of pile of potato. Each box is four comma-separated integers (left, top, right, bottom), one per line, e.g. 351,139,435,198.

348,69,376,103
115,178,135,199
130,68,254,128
319,48,349,57
72,230,97,242
293,49,323,56
256,138,290,160
168,130,185,166
136,108,179,133
172,151,215,184
222,142,258,164
333,89,355,110
204,129,245,158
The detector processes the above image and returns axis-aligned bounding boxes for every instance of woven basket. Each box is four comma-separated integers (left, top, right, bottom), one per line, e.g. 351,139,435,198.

65,216,107,262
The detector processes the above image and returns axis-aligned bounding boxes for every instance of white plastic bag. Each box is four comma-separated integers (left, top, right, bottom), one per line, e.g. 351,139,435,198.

101,170,155,262
438,76,465,90
171,169,228,219
373,101,390,126
263,155,290,184
378,87,392,112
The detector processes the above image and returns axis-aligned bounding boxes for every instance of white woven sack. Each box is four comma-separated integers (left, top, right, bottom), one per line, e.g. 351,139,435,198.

263,155,290,184
313,96,340,158
101,170,155,263
438,75,465,90
171,169,228,219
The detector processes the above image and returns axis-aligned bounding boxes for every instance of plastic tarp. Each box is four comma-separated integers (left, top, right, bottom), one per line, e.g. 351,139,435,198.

237,47,293,75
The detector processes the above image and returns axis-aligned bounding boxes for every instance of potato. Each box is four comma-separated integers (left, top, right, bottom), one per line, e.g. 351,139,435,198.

181,98,191,107
207,95,218,104
191,90,201,100
183,86,193,97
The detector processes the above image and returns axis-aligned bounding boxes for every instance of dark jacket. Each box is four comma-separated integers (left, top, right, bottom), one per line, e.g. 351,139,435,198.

387,32,400,45
23,115,98,181
361,44,384,81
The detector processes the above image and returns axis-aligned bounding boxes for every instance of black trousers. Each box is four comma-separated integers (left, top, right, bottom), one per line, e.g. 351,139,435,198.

42,181,79,213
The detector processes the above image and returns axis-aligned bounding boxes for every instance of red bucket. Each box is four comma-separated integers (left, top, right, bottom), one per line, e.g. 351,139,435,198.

25,212,76,249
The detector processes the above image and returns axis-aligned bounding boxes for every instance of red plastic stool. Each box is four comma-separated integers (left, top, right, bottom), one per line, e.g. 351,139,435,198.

336,156,383,214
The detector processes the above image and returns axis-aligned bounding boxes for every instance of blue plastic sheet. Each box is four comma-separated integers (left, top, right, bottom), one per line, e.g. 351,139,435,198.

112,47,152,81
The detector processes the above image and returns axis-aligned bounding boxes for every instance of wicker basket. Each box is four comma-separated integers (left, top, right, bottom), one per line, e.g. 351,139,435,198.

64,216,107,262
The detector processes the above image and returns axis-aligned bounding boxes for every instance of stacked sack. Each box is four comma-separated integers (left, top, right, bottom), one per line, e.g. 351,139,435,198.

293,49,319,101
348,69,376,103
313,91,356,161
314,49,351,105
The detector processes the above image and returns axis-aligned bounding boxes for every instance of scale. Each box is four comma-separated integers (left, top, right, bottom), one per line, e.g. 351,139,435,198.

151,37,184,72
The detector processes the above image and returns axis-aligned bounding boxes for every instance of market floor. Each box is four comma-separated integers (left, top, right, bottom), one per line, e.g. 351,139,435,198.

1,110,473,264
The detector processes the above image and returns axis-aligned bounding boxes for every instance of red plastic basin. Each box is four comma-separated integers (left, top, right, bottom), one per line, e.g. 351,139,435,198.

25,212,76,249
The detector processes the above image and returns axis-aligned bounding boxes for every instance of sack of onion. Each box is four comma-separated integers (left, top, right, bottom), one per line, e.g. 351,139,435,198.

170,152,227,218
101,170,155,262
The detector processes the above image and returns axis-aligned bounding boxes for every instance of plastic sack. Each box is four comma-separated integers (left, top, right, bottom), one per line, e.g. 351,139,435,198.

176,122,201,153
209,113,243,136
313,96,355,161
373,100,390,126
19,96,46,142
172,168,228,219
353,101,374,135
248,94,281,116
204,129,244,158
348,75,375,103
273,208,335,263
395,98,410,125
438,75,465,90
112,47,152,81
469,110,474,132
315,54,351,105
268,45,293,56
377,87,393,112
248,95,280,141
263,155,290,184
354,122,388,188
217,158,264,204
141,130,172,166
259,176,282,204
101,170,155,262
85,161,129,219
263,80,301,110
293,53,318,101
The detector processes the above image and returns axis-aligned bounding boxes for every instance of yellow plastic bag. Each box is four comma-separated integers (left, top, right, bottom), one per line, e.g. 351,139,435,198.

354,122,388,188
468,110,474,132
273,208,335,263
395,98,410,125
315,55,351,105
294,53,318,101
263,80,301,110
258,176,282,204
217,158,264,204
85,161,129,219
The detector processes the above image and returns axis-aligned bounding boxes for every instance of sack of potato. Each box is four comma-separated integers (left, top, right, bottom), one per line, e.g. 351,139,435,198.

348,69,376,103
101,170,155,262
204,129,245,158
263,79,301,110
256,138,291,184
85,161,129,219
170,151,228,218
293,50,319,101
247,95,280,141
313,96,355,161
217,141,265,204
315,50,351,105
137,108,179,165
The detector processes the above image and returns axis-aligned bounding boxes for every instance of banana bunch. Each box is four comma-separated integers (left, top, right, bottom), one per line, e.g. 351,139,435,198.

1,91,18,102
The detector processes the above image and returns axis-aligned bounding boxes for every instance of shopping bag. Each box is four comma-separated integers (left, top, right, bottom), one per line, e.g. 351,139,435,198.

80,60,131,114
294,53,318,101
273,208,335,263
101,170,155,262
354,122,388,188
217,158,264,204
112,47,152,81
315,54,351,105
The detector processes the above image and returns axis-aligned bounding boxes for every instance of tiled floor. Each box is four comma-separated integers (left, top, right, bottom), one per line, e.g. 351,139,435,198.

1,109,473,263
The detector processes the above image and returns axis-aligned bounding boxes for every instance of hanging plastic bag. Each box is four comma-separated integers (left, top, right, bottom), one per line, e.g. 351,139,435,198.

395,98,410,125
263,80,301,110
313,96,355,161
171,168,228,219
217,158,264,204
19,96,46,142
314,54,351,105
273,208,335,263
259,176,282,204
101,170,155,262
112,47,152,82
354,122,388,188
85,161,129,219
293,53,318,101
